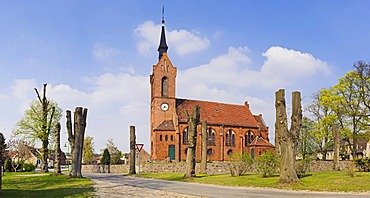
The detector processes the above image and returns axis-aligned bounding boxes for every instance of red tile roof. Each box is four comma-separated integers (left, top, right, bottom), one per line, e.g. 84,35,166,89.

176,98,259,128
250,136,275,147
154,120,175,131
254,114,267,132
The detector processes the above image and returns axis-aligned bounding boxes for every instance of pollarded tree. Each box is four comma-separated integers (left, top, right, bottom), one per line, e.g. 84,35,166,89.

275,89,301,184
12,84,62,173
184,105,200,178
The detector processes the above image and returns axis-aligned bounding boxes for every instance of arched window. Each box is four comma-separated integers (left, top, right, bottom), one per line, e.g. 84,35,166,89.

159,135,163,141
227,149,233,156
207,128,216,146
245,131,254,146
170,135,174,141
165,135,168,141
183,127,188,144
161,77,168,97
226,130,235,146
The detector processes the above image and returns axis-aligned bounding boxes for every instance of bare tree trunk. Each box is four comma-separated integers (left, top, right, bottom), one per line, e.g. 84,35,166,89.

41,140,49,173
66,110,75,177
275,113,280,156
200,121,207,174
333,125,340,170
54,122,61,175
129,125,136,175
184,106,200,178
35,84,50,173
277,90,301,184
0,133,5,191
67,107,88,178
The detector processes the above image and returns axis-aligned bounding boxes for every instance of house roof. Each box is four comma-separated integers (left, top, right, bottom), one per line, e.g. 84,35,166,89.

154,120,175,131
250,136,275,147
176,98,259,128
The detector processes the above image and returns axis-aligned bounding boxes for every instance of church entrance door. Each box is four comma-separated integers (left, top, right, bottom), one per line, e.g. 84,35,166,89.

168,145,175,160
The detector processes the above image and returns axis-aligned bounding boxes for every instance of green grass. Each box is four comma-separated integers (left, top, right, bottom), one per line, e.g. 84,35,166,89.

139,171,370,192
1,172,95,197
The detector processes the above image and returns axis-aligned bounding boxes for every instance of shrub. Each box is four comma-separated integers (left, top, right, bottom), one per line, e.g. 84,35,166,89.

353,158,370,172
229,153,253,176
3,158,12,172
295,159,308,178
22,163,36,172
256,151,279,178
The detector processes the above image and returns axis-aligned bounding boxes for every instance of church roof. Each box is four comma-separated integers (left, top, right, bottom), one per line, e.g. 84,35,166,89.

154,120,175,131
176,98,259,128
254,114,267,132
250,136,275,147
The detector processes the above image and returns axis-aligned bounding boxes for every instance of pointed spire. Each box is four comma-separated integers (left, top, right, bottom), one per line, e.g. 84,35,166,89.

157,6,168,60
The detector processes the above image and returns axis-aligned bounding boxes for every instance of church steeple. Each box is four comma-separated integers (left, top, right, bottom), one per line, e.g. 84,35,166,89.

157,7,168,60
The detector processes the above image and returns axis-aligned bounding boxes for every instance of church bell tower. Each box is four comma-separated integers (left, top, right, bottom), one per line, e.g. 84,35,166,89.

149,9,177,160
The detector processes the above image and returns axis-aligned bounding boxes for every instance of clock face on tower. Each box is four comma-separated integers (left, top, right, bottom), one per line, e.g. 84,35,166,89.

161,103,169,111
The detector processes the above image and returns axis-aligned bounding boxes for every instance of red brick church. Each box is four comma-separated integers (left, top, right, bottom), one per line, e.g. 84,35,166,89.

150,17,274,162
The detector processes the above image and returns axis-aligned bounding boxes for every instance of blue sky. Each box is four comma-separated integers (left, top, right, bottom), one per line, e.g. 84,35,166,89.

1,1,369,153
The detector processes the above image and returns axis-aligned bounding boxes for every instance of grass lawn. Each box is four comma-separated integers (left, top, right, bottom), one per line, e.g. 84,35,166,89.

139,171,370,192
1,172,95,197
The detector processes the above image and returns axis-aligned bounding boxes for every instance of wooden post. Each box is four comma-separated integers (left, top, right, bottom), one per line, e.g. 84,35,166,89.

200,121,208,174
129,125,136,174
333,125,340,170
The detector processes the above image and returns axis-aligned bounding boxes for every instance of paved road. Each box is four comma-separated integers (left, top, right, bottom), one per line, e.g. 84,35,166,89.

85,173,370,198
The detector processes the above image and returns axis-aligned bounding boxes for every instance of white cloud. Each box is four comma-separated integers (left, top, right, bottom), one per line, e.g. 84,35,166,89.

12,79,37,101
134,21,210,56
260,46,330,87
93,43,120,60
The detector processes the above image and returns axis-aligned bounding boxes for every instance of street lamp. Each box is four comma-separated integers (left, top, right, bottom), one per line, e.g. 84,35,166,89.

64,142,70,171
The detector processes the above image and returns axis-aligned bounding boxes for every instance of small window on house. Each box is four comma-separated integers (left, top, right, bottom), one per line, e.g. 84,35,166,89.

170,135,174,141
207,149,213,156
227,149,233,156
165,135,168,141
159,135,163,141
259,151,262,155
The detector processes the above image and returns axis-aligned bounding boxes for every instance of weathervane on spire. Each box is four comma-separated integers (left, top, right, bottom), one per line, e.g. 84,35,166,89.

162,6,165,24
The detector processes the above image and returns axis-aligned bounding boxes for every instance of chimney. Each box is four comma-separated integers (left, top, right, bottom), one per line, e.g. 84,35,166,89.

244,100,249,108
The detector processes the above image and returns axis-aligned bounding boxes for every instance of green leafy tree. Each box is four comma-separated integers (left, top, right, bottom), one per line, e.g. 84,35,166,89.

331,71,369,158
83,136,94,165
12,84,62,172
101,148,110,165
106,138,122,165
